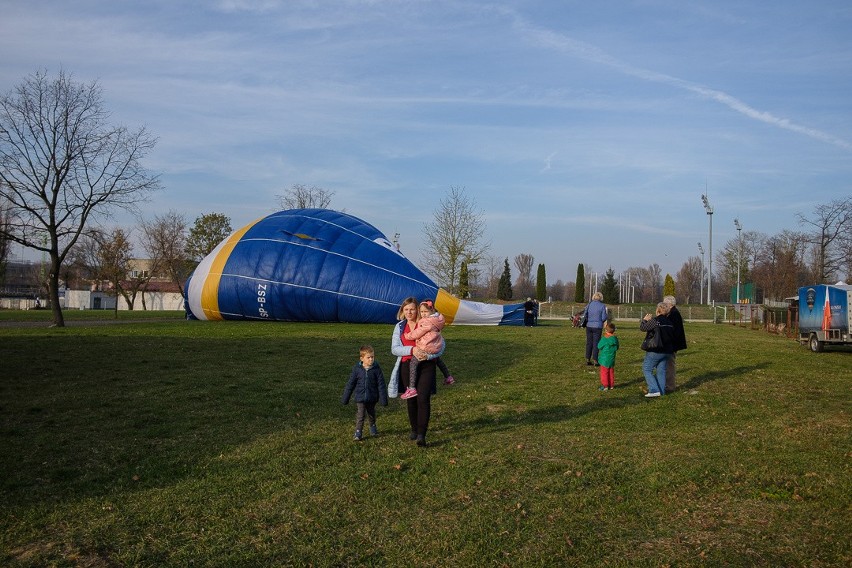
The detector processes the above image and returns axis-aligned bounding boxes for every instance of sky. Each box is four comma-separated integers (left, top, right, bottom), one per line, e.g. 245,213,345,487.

2,0,851,284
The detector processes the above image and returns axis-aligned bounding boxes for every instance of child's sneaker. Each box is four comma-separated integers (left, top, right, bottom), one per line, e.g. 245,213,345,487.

598,385,607,391
443,375,455,386
400,387,418,400
354,430,363,441
369,424,378,436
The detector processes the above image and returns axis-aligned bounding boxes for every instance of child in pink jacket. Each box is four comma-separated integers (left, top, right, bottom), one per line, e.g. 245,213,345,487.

400,299,445,399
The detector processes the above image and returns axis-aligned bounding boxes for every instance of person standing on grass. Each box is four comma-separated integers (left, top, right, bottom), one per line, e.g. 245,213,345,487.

663,295,687,393
639,303,675,398
389,297,444,447
583,291,608,366
341,345,388,441
596,322,619,391
400,299,445,400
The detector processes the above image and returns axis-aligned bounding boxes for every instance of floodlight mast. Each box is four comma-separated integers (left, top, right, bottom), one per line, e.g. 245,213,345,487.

701,194,713,305
698,242,705,305
734,218,742,303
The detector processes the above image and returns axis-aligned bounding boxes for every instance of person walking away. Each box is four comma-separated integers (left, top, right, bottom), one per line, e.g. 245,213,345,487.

583,292,608,366
663,295,687,393
596,322,619,390
400,299,445,400
341,345,388,440
639,303,675,398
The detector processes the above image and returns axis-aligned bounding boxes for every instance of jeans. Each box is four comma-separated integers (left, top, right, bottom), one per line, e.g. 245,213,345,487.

642,352,668,395
585,327,603,361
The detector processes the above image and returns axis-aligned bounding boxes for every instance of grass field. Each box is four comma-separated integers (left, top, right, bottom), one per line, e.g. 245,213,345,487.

1,313,849,566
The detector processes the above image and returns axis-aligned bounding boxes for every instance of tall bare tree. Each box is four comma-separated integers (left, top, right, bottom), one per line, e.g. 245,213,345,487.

675,256,702,304
422,186,489,294
751,229,812,300
797,197,852,282
0,69,159,326
513,253,535,298
140,211,190,295
96,228,133,317
0,194,11,285
276,184,335,210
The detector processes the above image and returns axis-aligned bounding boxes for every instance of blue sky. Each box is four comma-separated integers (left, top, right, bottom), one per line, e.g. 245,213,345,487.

2,1,851,283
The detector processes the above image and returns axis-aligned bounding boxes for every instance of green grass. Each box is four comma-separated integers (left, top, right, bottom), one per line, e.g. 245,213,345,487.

1,318,849,566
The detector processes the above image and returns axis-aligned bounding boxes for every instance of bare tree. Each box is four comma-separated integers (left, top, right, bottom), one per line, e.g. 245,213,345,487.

0,194,10,285
276,184,335,210
422,187,489,294
797,197,852,282
96,228,133,317
675,256,702,304
513,253,535,298
0,70,160,326
140,211,190,296
481,254,503,299
751,229,812,300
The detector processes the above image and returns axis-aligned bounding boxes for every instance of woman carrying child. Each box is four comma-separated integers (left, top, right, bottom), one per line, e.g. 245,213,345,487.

390,297,444,447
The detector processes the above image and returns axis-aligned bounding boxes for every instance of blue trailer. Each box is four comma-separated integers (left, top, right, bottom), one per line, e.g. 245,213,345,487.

798,284,852,352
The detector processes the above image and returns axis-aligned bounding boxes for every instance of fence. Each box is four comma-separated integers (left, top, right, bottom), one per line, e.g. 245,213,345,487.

536,302,719,322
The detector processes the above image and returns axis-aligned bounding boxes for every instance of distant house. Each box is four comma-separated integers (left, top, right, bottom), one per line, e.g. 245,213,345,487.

64,258,184,311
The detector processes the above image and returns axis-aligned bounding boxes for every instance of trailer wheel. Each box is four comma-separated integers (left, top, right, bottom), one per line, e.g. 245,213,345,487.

808,334,824,353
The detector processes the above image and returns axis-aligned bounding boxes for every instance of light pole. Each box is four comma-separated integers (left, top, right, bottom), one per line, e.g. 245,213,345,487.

698,242,705,305
701,193,714,304
734,218,742,303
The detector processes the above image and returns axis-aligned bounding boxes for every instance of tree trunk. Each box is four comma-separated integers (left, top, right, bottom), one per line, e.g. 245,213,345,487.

48,254,65,327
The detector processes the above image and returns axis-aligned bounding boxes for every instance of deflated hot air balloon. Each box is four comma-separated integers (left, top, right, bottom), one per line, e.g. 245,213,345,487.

184,209,525,325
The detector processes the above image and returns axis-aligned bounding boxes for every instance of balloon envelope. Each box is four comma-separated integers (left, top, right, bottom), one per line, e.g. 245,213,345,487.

184,209,524,325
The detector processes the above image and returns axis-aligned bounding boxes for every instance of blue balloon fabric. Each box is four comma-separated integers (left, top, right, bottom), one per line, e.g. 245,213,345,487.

184,209,524,325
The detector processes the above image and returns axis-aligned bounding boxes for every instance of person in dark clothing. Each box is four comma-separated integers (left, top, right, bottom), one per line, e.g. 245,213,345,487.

639,303,675,398
663,295,687,393
341,345,388,440
524,297,536,326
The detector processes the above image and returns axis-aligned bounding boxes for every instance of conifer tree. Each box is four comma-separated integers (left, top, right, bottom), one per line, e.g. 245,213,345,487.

663,273,676,298
498,258,513,300
536,264,547,301
602,268,619,304
575,263,586,302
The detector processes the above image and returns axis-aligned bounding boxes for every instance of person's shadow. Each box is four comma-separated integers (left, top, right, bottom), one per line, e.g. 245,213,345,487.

429,362,771,446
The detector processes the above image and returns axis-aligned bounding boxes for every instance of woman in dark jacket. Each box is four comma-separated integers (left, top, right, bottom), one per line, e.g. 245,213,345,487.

639,302,675,398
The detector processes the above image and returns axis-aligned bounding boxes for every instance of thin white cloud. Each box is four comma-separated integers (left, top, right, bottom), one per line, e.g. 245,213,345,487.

508,12,852,153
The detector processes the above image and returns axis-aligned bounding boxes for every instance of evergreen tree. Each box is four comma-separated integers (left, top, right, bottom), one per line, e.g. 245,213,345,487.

536,264,547,301
498,258,513,300
458,261,469,298
601,268,619,304
575,263,586,302
663,273,676,298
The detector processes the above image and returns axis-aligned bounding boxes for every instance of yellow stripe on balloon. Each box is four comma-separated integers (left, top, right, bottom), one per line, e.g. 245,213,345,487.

435,288,461,325
200,219,262,320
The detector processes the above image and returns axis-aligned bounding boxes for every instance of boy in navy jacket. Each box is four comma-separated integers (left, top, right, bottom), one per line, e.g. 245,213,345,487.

342,345,388,440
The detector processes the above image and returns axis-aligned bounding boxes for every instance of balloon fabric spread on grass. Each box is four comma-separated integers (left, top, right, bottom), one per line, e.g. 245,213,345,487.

184,209,525,325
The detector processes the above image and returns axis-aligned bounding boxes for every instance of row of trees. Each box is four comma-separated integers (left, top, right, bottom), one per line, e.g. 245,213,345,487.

1,69,849,327
59,212,233,314
0,68,345,325
424,190,851,305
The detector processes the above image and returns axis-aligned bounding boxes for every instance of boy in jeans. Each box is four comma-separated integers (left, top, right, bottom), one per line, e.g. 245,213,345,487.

341,345,388,440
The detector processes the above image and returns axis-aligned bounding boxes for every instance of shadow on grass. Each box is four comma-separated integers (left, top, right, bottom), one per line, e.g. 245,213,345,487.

441,362,772,444
0,331,509,509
